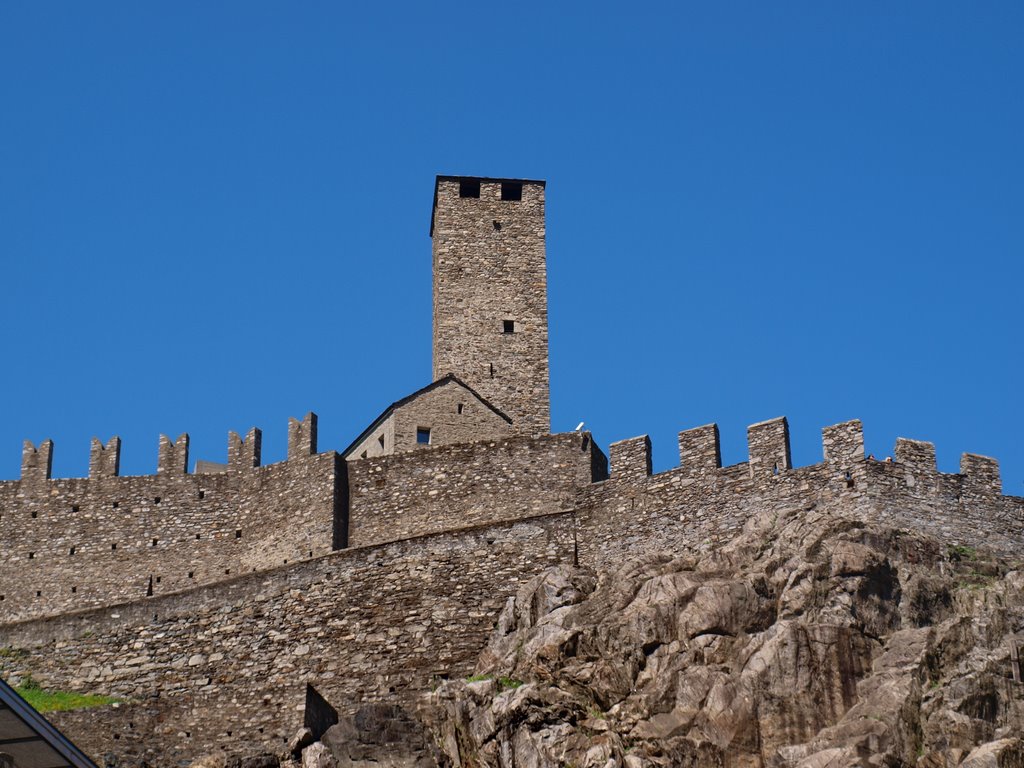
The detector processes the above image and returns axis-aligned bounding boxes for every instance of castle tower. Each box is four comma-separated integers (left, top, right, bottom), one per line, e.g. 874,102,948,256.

431,175,550,434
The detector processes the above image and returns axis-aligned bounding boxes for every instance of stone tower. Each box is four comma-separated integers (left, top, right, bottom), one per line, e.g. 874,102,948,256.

431,175,550,434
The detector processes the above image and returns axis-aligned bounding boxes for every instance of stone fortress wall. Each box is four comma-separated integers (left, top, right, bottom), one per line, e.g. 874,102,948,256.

0,414,340,623
0,421,606,623
0,414,1021,765
2,173,1022,765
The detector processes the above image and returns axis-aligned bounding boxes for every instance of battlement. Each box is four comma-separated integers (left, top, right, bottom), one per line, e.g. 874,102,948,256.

584,416,1022,565
603,417,1010,497
0,413,339,623
2,411,1022,765
11,414,320,483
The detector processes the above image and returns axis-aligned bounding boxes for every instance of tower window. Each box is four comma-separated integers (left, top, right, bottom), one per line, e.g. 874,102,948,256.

457,403,464,414
459,180,480,198
503,319,515,334
416,428,431,445
378,434,385,449
501,182,522,201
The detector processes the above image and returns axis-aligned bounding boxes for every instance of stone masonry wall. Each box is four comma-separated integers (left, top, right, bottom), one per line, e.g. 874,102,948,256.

577,418,1024,568
432,177,550,434
0,513,577,767
346,431,606,548
0,414,339,623
0,417,1021,766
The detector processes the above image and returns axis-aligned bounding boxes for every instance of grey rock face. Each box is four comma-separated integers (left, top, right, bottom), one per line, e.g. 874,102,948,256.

423,508,1024,767
319,704,439,768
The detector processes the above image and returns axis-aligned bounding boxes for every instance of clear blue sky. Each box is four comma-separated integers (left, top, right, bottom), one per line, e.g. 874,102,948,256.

1,3,1021,492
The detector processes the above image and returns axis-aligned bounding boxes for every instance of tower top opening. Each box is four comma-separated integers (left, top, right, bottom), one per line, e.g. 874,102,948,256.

430,175,546,236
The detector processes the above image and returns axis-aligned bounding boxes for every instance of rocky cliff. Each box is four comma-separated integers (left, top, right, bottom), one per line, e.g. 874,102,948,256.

281,506,1024,768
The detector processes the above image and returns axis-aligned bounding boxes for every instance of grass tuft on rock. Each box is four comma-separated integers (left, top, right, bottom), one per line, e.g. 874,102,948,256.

14,677,120,713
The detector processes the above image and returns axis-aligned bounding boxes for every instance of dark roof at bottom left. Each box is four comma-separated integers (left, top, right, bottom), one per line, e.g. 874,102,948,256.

0,677,98,768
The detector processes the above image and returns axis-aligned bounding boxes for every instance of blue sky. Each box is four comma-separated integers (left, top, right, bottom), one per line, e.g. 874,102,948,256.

1,3,1021,492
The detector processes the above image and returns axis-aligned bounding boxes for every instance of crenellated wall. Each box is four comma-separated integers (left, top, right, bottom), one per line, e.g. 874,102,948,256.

1,412,1022,767
579,418,1023,567
0,413,340,623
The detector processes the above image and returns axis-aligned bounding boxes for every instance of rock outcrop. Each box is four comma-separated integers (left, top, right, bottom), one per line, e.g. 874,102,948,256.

417,507,1024,767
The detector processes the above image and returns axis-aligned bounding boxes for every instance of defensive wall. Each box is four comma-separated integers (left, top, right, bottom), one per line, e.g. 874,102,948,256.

1,416,1022,765
0,414,339,623
0,513,578,766
0,424,603,622
578,418,1023,565
347,431,605,546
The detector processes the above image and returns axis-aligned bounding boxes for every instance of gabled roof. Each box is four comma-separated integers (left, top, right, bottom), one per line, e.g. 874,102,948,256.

341,374,512,459
430,174,546,236
0,677,98,768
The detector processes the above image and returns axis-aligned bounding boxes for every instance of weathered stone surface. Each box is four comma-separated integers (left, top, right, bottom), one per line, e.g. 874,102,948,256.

2,176,1024,768
432,177,550,435
424,508,1024,767
0,416,338,623
320,704,437,767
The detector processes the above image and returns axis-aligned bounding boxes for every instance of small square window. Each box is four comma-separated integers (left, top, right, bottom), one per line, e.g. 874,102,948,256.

459,180,480,198
501,182,522,201
417,428,431,445
503,319,515,334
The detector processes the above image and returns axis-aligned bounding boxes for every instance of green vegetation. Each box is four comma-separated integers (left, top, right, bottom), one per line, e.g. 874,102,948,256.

948,545,977,562
14,677,120,713
496,676,523,692
464,673,523,692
